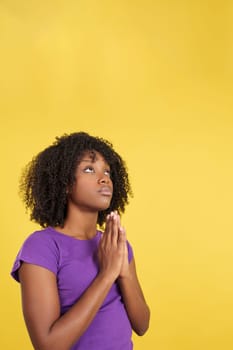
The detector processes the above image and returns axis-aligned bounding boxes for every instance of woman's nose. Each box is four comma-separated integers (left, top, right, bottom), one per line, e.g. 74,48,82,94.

98,175,110,184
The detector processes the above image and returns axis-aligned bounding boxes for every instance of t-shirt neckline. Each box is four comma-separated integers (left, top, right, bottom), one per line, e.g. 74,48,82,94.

47,226,101,242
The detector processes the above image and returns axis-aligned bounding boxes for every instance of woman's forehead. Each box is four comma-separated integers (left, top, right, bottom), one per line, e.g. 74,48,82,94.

79,150,108,164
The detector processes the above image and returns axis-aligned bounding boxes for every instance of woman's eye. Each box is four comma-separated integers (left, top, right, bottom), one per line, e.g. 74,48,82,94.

84,167,94,173
104,169,111,176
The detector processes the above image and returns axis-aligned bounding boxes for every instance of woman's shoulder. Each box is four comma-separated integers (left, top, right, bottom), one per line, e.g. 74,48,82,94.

11,227,61,282
22,227,60,246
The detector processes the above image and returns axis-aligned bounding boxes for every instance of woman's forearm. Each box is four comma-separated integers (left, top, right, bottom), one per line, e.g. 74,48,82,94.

20,266,115,350
118,261,150,336
47,273,115,349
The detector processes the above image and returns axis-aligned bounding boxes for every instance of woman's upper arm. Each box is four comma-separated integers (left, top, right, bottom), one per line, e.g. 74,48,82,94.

19,262,60,349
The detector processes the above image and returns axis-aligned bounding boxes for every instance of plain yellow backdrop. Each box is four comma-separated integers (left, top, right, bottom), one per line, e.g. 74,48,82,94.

1,1,233,349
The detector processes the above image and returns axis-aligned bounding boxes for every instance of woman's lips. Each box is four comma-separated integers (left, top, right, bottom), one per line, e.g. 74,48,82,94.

98,186,112,196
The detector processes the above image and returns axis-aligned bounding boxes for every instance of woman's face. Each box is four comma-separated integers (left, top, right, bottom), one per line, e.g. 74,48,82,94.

68,151,113,212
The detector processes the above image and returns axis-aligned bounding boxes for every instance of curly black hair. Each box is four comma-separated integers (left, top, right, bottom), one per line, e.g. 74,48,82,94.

19,132,132,227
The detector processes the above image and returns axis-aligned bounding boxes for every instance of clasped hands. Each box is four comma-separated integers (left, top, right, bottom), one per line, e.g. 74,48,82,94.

98,211,130,281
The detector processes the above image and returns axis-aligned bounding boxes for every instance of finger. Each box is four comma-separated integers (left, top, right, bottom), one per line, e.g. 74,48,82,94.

119,227,128,264
111,212,119,246
121,227,128,254
101,214,111,247
119,226,126,240
117,226,126,252
104,214,111,234
116,211,121,226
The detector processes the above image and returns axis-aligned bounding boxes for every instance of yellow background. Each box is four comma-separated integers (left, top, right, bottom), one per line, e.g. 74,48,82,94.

1,1,233,349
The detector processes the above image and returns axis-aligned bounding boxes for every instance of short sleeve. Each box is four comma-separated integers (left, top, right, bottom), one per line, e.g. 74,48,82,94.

127,240,134,263
11,231,59,282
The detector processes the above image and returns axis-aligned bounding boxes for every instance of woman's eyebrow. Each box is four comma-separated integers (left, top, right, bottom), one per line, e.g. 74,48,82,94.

79,159,94,163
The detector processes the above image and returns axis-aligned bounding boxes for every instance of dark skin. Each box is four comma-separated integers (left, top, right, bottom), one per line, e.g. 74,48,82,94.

19,152,150,350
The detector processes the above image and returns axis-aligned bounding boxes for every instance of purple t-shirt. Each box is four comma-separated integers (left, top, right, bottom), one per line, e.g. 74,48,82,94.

11,227,133,350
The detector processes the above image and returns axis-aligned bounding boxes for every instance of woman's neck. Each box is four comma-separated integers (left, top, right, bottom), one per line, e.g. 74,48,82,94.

56,210,98,240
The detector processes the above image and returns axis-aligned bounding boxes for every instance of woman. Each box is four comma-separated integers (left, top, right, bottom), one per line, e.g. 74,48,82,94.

11,132,150,350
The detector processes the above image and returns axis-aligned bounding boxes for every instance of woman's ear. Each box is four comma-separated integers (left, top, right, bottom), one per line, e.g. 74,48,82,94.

66,185,71,196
